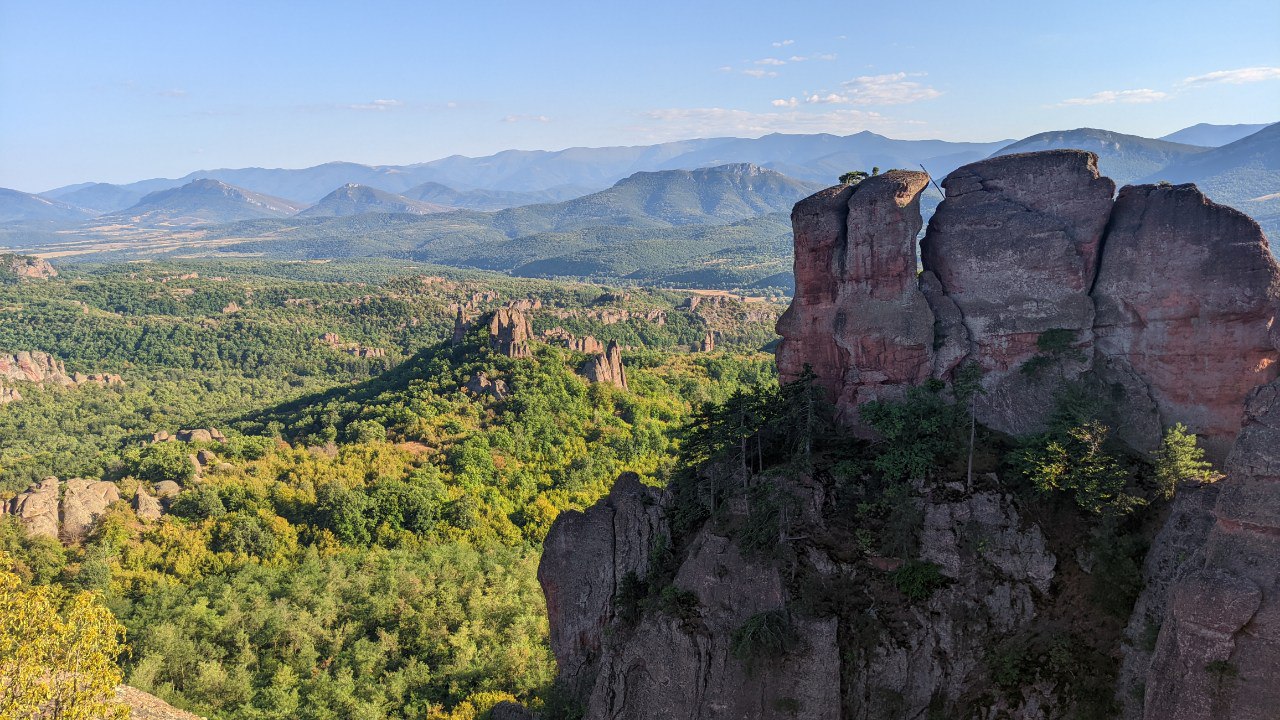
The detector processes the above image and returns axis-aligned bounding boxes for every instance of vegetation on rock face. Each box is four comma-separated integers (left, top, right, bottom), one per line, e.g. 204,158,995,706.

1154,422,1216,499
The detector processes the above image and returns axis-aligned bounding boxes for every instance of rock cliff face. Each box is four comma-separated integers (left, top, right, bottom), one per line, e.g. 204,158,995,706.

541,471,1071,719
777,151,1280,452
1135,376,1280,719
539,473,666,694
1093,184,1280,457
920,151,1115,435
776,172,935,417
533,149,1280,719
580,341,628,390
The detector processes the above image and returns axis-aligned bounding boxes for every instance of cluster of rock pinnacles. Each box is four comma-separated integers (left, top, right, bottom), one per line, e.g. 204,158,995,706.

537,150,1279,719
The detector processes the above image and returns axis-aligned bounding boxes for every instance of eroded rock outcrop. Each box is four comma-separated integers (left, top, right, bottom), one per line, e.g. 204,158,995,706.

61,478,121,543
921,150,1115,435
542,472,1066,719
580,341,628,390
775,171,935,418
8,477,60,540
0,351,123,393
490,308,532,358
1137,377,1280,719
538,473,666,694
779,151,1280,452
3,253,57,280
1093,184,1280,458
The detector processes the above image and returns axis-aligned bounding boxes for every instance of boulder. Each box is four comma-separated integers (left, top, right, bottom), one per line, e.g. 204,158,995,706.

153,481,182,498
0,383,20,404
776,171,935,423
920,150,1115,434
581,341,628,390
9,477,59,540
61,478,120,543
1092,183,1280,458
133,488,163,522
175,428,226,443
465,371,509,400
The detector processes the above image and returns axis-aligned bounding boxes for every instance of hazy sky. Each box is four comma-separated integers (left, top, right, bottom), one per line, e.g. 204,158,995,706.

2,0,1278,191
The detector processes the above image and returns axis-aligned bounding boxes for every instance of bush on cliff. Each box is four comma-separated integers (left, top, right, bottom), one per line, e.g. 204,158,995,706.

1153,423,1216,499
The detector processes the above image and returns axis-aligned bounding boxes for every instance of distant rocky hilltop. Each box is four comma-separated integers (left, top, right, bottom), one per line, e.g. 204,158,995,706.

2,253,57,280
536,150,1280,719
0,350,123,403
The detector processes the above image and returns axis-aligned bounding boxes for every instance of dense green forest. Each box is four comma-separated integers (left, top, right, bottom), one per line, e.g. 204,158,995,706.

0,258,780,718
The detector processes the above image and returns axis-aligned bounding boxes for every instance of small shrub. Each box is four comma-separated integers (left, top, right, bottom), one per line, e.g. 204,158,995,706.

657,585,700,622
889,560,948,602
1015,420,1142,517
1154,423,1215,499
730,610,795,665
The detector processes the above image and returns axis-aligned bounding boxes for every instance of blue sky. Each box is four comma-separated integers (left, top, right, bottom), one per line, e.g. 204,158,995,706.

1,0,1278,191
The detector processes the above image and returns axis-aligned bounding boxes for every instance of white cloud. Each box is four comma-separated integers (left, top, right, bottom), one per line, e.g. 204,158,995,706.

815,53,838,61
756,57,787,66
1183,66,1280,85
502,114,551,123
348,99,403,111
717,65,734,73
742,69,779,79
798,73,941,106
771,97,799,108
789,56,808,62
157,88,187,98
636,106,914,141
772,39,794,47
1057,88,1169,106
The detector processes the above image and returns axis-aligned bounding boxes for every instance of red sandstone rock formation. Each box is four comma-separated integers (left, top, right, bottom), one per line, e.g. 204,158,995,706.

489,308,532,358
1139,375,1280,719
581,341,628,390
1093,184,1280,458
776,170,935,420
921,150,1115,435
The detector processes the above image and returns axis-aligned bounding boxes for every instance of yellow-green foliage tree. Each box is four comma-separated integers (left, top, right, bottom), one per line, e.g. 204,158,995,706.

0,555,130,719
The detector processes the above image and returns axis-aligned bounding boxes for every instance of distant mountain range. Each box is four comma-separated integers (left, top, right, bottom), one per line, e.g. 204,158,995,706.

30,131,1015,212
296,184,450,218
99,179,305,226
1159,122,1272,147
1,121,1276,289
0,188,92,225
992,128,1209,186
